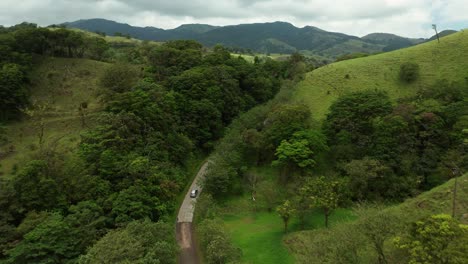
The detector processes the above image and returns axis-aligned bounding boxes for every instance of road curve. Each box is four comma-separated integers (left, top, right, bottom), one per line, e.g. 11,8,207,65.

176,161,209,264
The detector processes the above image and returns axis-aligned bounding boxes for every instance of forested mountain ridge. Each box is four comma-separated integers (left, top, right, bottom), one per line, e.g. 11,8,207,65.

64,18,427,59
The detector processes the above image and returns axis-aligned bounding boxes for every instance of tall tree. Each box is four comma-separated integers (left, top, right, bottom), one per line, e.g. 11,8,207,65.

277,200,295,232
306,176,344,228
273,129,328,177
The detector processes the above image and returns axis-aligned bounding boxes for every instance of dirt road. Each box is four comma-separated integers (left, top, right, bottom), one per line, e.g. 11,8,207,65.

176,161,209,264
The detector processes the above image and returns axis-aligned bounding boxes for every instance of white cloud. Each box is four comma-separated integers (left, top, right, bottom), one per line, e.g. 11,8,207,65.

0,0,465,38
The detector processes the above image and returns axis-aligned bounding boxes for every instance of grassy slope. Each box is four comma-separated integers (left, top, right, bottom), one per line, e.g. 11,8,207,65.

293,30,468,120
0,57,109,175
230,53,289,63
285,173,468,263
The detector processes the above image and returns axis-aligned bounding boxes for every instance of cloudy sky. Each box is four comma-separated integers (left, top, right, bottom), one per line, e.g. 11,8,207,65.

0,0,466,38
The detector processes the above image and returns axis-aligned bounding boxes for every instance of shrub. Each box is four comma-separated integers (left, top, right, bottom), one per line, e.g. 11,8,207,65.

399,62,420,83
100,63,138,93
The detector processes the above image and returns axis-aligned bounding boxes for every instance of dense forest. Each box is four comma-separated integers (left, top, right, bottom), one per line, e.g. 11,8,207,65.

0,23,307,263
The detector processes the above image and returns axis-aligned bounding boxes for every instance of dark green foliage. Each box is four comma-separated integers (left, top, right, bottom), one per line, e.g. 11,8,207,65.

399,62,420,83
197,219,242,264
79,220,177,264
12,160,67,213
343,157,416,201
264,103,311,149
66,19,419,58
0,63,29,121
100,63,138,93
324,90,393,158
148,40,203,80
382,38,413,52
86,37,109,60
204,160,239,198
6,212,82,263
1,31,290,263
110,182,166,224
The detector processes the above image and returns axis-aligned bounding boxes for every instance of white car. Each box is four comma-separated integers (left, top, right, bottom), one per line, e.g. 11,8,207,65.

190,189,198,198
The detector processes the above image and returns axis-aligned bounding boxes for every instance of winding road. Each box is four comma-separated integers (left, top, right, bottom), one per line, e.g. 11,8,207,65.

176,161,209,264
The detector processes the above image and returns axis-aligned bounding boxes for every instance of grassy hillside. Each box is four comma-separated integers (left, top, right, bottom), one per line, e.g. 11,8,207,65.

285,173,468,263
293,30,468,120
0,57,109,175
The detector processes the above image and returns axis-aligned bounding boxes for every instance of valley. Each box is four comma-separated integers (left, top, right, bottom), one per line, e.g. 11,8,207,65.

0,10,467,264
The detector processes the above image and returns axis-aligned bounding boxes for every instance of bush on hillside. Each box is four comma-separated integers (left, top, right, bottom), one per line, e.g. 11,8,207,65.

399,62,420,83
100,63,138,93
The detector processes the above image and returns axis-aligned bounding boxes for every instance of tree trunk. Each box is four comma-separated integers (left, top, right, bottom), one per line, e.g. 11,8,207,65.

300,213,305,230
376,245,387,264
324,208,329,228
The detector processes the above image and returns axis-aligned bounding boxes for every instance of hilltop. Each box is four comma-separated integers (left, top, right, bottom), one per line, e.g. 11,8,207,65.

64,18,426,59
293,30,468,119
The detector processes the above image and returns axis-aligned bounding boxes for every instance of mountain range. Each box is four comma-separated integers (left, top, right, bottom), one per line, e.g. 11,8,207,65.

64,18,449,59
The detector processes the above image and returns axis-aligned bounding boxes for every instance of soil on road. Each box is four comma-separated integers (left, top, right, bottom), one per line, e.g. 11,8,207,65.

176,161,209,264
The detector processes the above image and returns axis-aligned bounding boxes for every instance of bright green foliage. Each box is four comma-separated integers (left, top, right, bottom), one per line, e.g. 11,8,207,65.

197,219,242,264
305,176,344,228
399,62,420,83
277,200,295,232
79,220,177,264
395,214,468,264
273,129,328,172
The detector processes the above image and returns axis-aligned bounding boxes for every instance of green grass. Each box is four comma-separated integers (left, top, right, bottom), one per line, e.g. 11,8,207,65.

293,30,468,120
219,192,355,264
211,164,356,264
223,211,295,264
0,57,110,176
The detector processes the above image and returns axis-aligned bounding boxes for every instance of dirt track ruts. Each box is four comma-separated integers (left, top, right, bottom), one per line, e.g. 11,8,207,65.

176,161,209,264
